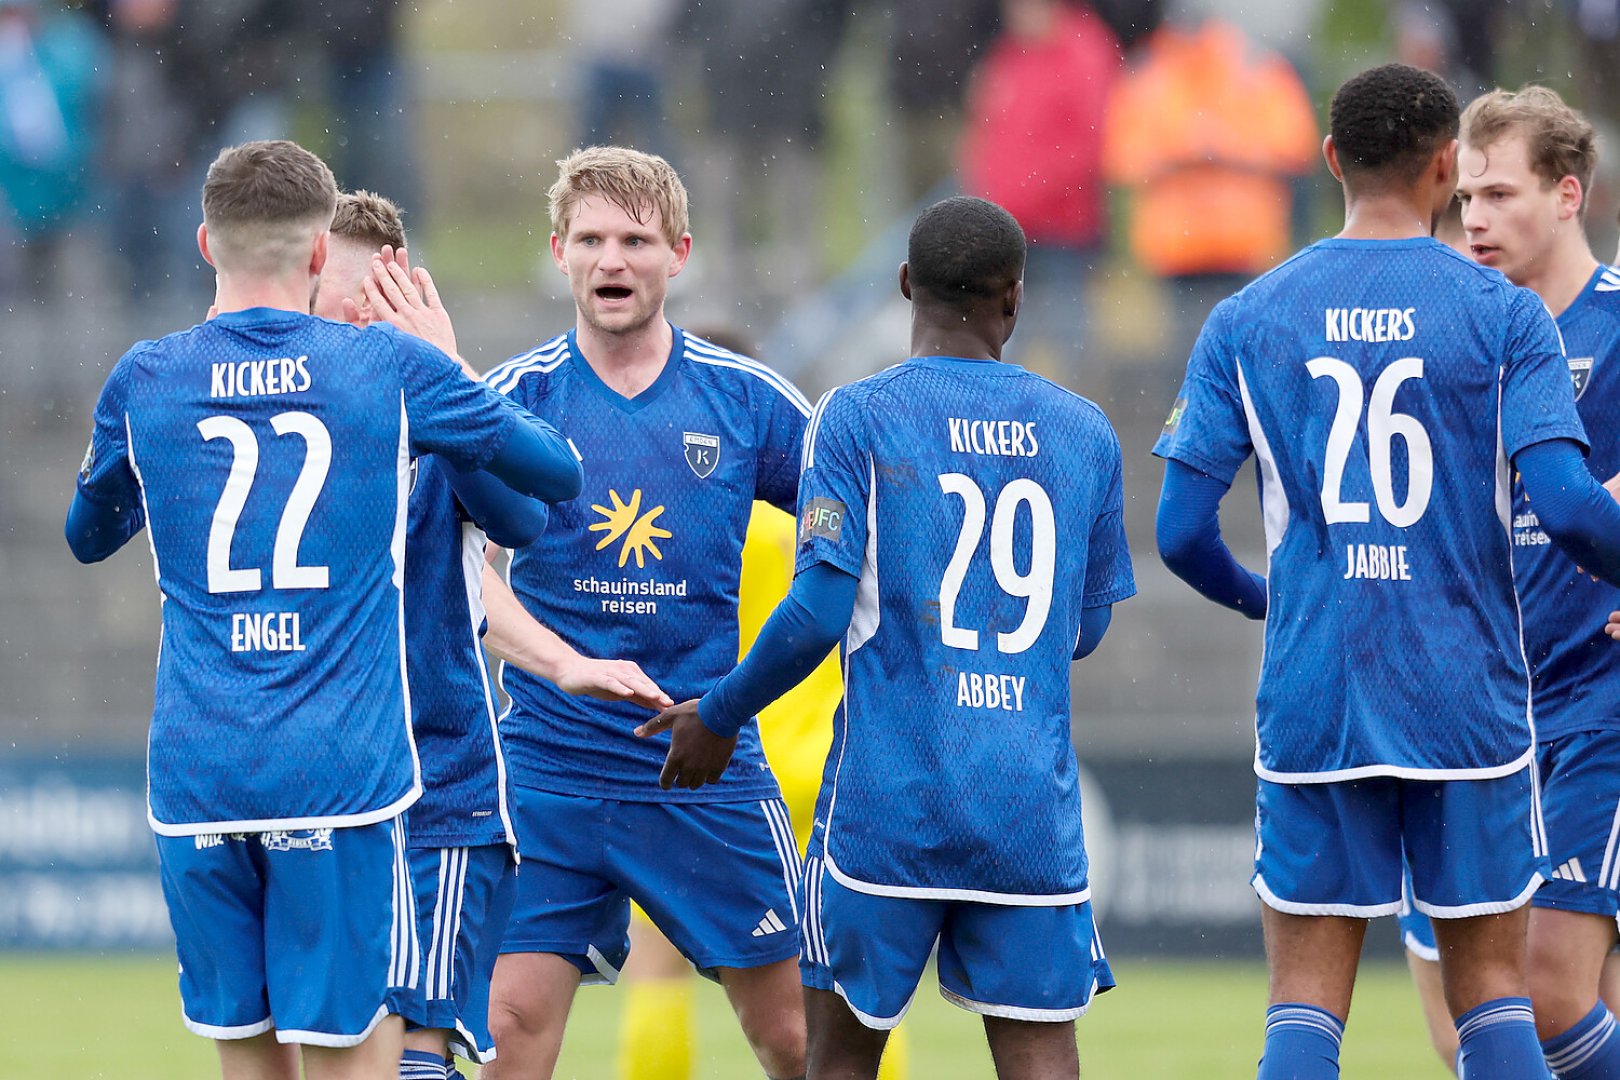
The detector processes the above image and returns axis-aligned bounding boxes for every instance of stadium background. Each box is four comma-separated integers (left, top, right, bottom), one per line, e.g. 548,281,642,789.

2,0,1617,1074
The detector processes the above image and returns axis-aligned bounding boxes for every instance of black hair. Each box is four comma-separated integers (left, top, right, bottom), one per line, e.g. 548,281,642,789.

906,196,1026,312
1330,63,1459,186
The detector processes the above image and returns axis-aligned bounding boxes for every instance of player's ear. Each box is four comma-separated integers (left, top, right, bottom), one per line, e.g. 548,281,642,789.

309,229,329,279
668,233,692,278
550,232,568,274
1436,138,1460,193
1322,135,1343,183
898,262,912,301
1558,174,1584,222
1005,277,1023,320
197,223,215,268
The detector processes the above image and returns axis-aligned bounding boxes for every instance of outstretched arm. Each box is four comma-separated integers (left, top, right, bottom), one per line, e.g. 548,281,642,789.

637,562,859,790
482,562,671,711
445,466,550,549
1156,459,1267,618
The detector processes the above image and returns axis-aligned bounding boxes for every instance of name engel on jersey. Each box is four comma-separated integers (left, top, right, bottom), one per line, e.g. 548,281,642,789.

947,416,1039,457
1326,307,1417,343
211,354,313,399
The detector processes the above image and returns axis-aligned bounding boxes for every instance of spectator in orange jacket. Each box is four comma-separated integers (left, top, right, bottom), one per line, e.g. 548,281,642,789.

1103,16,1318,366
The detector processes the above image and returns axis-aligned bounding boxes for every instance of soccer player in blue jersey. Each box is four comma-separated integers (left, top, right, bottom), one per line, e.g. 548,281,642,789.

1389,86,1620,1080
471,147,812,1080
313,192,671,1080
645,195,1135,1080
65,140,583,1080
1153,64,1620,1080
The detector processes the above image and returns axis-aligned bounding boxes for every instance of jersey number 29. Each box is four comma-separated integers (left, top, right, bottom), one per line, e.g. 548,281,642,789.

937,474,1055,655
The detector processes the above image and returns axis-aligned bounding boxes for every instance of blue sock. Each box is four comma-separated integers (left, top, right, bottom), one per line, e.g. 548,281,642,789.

1543,1002,1620,1079
1455,997,1550,1079
399,1048,450,1080
1257,1003,1343,1079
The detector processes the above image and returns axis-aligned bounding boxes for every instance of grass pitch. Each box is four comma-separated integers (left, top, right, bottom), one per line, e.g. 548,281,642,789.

4,954,1443,1078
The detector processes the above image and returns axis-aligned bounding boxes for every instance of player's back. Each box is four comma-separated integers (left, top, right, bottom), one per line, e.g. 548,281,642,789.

802,357,1134,901
114,311,443,833
1156,237,1584,781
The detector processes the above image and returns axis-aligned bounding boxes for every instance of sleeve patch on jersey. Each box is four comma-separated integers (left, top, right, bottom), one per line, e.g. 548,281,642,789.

800,497,847,546
79,437,95,483
1162,395,1188,437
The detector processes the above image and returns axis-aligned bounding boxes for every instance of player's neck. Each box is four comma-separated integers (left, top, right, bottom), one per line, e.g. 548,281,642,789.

211,275,315,317
1514,235,1600,319
1337,193,1434,241
910,322,1001,363
574,314,673,398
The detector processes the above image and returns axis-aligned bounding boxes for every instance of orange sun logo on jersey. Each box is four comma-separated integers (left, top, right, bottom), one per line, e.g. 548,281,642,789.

589,488,672,569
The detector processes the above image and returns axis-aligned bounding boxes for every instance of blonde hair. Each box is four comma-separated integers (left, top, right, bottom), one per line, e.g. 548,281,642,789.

331,190,406,251
548,146,689,246
1461,86,1598,215
202,140,337,273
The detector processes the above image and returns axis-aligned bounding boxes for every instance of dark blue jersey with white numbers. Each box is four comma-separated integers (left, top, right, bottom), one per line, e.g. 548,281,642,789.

484,327,810,802
1154,238,1586,781
75,310,528,834
402,457,517,850
1514,265,1620,742
797,357,1135,901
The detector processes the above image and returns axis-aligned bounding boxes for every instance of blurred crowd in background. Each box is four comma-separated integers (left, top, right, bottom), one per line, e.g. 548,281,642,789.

2,0,1619,384
7,0,1620,754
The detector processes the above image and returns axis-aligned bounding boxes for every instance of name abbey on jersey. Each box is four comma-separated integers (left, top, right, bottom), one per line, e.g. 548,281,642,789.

211,355,312,399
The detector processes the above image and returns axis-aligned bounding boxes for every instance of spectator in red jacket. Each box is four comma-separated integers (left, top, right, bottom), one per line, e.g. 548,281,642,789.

960,0,1121,381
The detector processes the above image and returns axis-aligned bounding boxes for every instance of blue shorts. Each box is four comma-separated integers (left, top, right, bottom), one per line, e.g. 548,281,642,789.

396,843,516,1064
1253,770,1548,918
799,854,1114,1030
156,817,416,1046
1533,730,1620,918
503,786,802,980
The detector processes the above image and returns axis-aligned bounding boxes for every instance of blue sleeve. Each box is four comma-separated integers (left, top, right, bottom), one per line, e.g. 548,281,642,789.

66,353,146,562
754,367,813,515
1151,299,1255,484
794,388,869,579
1501,287,1590,460
1073,605,1113,660
698,562,858,738
1083,428,1137,607
392,329,582,503
440,459,551,549
1515,438,1620,587
1156,458,1268,618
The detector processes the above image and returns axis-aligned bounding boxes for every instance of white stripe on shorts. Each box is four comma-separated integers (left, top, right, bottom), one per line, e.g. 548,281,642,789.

760,799,803,923
390,818,419,991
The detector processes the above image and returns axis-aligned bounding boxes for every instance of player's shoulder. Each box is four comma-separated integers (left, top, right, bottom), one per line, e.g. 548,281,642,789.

482,333,572,397
679,329,813,417
1591,264,1620,316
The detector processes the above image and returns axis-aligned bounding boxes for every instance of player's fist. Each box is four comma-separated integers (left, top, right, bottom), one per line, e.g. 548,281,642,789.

1606,611,1620,641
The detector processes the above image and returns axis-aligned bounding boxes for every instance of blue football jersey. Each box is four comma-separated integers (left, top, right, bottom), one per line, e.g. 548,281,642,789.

1154,238,1587,781
484,327,810,802
1514,265,1620,742
401,457,515,850
796,356,1136,901
75,309,527,834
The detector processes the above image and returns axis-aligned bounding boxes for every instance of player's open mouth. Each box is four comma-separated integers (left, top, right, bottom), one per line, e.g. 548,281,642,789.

596,286,633,301
1471,245,1498,261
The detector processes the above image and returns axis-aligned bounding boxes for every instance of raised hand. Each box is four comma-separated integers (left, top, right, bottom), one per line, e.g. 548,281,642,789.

555,656,673,712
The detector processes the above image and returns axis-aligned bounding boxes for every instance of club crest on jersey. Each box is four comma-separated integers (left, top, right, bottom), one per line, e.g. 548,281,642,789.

800,497,846,546
1570,357,1593,400
683,431,720,478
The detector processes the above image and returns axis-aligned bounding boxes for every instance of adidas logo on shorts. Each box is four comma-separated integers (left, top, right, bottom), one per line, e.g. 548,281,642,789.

751,909,788,937
1552,858,1588,883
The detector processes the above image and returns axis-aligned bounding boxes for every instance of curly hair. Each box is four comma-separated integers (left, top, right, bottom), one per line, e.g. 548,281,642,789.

1330,64,1459,187
907,196,1026,313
